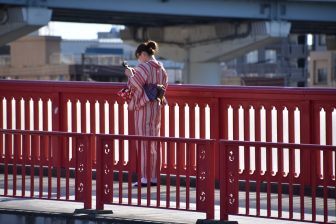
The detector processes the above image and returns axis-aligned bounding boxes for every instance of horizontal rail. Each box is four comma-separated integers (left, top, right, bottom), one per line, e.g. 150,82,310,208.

0,129,90,137
96,134,215,219
220,140,336,223
0,130,92,209
1,80,336,223
97,133,215,144
220,140,336,152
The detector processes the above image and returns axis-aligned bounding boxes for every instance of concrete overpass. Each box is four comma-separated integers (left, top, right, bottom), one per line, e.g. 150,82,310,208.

1,0,336,83
1,0,336,32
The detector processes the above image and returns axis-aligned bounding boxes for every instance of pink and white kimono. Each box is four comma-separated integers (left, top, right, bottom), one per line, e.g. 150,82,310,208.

127,59,168,181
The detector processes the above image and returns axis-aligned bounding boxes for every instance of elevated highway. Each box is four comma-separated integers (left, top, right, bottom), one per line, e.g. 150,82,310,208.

1,0,336,83
1,0,336,32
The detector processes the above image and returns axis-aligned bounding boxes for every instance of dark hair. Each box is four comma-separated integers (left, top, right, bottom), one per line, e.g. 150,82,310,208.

135,40,158,58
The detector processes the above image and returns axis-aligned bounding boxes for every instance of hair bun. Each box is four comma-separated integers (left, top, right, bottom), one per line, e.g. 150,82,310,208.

147,40,158,52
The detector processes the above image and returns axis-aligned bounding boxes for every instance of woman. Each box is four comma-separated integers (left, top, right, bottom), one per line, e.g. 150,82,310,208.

124,40,168,186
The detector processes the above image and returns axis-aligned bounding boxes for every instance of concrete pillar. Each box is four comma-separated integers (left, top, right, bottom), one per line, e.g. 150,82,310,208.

183,62,221,84
121,21,291,84
0,7,52,46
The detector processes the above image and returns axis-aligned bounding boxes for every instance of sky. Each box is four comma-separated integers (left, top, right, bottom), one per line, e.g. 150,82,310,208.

38,21,117,40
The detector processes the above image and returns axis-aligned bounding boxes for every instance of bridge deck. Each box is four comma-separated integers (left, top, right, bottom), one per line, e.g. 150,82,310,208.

0,174,334,224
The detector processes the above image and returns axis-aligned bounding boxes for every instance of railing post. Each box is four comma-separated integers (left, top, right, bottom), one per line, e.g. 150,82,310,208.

85,134,93,209
96,135,104,210
196,141,215,219
301,100,312,185
128,110,136,172
96,135,114,211
220,141,239,220
75,134,92,209
211,98,220,180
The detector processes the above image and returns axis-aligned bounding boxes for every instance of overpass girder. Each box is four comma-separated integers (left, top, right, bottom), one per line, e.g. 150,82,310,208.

0,7,52,46
122,21,290,62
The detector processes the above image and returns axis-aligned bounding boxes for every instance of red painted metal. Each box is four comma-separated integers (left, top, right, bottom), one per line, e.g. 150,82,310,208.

196,141,215,219
265,105,272,217
95,134,215,219
288,106,295,219
220,141,239,219
166,141,171,208
0,97,3,159
276,105,284,218
0,129,92,209
189,105,196,174
0,80,335,222
22,134,27,197
179,103,185,175
220,140,336,223
39,134,44,198
243,104,250,216
255,104,261,216
1,80,334,183
168,103,175,171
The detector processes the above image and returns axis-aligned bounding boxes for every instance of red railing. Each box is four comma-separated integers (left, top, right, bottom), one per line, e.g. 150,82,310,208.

0,128,215,218
0,80,335,183
0,129,92,209
0,80,335,222
220,140,335,223
95,134,215,219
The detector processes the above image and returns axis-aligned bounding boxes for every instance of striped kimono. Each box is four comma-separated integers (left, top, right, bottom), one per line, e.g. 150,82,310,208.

127,59,168,180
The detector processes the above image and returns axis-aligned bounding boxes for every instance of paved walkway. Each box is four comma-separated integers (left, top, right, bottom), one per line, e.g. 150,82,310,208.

0,174,334,223
0,196,316,224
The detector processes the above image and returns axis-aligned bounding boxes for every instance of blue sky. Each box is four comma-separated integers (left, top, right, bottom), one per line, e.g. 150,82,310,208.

38,22,118,40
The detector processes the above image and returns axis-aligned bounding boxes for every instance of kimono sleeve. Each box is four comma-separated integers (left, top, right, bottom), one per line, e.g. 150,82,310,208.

127,64,148,91
162,69,168,89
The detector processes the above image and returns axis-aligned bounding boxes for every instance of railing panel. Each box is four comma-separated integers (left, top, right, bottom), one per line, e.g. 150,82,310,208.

220,99,312,185
96,134,215,219
0,80,335,184
220,140,239,220
0,88,59,167
0,129,92,209
1,80,336,223
0,97,3,160
220,140,336,223
313,102,336,186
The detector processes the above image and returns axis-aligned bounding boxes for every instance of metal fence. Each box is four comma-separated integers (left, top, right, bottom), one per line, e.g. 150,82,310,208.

220,140,335,223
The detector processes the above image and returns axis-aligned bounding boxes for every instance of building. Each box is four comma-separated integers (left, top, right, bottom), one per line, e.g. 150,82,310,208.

0,28,183,83
222,34,308,87
0,35,127,81
308,35,336,87
0,35,71,80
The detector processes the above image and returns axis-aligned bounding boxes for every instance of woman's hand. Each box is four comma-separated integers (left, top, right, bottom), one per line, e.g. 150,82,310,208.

124,68,135,77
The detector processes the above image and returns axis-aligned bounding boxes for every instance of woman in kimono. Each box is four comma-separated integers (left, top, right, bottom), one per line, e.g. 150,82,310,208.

124,40,168,186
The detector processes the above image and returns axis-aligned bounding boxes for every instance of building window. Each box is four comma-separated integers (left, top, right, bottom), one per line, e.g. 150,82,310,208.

317,68,327,84
226,59,237,67
297,35,306,45
297,58,305,68
265,49,276,63
319,35,326,46
246,50,258,64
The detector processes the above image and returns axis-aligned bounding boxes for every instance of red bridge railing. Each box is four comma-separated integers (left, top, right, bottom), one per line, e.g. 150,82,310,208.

220,140,335,223
0,80,335,222
95,134,215,219
0,129,92,209
0,80,335,185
